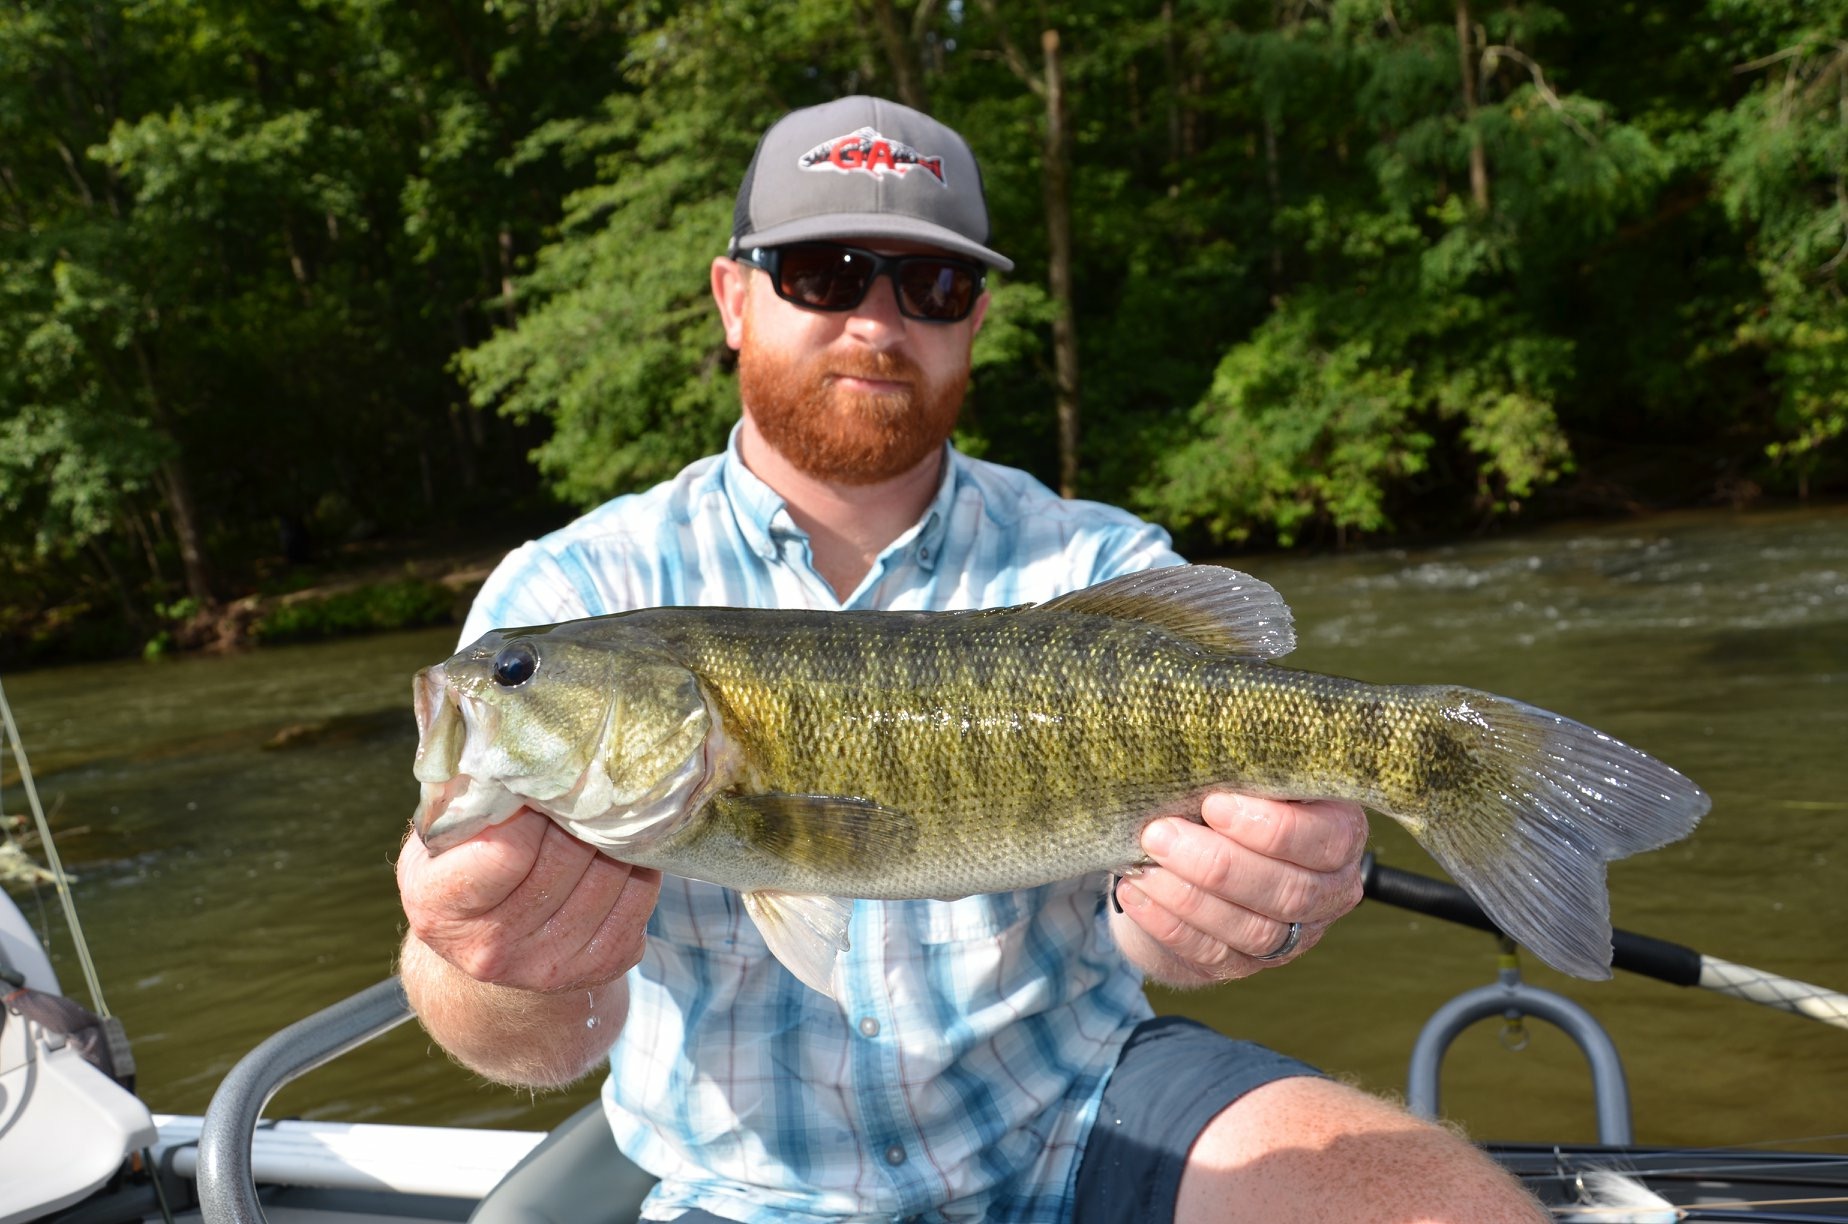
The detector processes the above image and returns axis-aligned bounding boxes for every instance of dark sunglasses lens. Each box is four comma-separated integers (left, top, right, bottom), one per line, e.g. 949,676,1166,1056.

776,245,875,310
895,260,978,320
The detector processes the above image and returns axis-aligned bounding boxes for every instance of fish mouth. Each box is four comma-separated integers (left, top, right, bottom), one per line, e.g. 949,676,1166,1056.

415,773,529,852
409,664,529,853
411,665,466,782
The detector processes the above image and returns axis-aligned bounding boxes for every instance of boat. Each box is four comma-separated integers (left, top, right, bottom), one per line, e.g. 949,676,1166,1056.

5,675,1848,1223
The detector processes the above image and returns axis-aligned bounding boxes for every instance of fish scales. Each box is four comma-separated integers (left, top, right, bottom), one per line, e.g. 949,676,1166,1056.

411,564,1708,992
633,608,1462,898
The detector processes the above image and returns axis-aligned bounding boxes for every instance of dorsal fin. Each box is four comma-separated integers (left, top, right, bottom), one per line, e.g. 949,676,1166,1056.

1037,565,1296,658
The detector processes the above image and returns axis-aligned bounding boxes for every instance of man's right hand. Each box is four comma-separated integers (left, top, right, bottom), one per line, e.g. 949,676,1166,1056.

395,808,661,1086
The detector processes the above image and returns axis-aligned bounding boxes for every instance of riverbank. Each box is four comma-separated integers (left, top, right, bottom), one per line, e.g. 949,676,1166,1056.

6,489,1839,672
0,529,528,671
169,547,505,655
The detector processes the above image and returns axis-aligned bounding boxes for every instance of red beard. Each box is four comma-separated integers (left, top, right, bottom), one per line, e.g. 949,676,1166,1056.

738,331,968,486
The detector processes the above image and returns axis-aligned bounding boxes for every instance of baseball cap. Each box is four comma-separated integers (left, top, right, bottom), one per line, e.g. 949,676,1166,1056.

729,95,1013,272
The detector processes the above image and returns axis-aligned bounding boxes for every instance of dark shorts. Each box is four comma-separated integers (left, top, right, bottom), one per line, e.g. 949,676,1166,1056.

486,1017,1318,1224
1071,1015,1323,1224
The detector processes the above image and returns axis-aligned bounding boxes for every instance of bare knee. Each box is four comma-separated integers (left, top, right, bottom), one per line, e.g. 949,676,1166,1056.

1174,1076,1545,1223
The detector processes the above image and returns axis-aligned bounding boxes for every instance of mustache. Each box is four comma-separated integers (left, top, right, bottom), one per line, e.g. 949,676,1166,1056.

825,350,923,384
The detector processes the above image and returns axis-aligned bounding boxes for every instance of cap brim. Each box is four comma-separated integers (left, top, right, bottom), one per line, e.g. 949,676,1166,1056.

735,212,1014,273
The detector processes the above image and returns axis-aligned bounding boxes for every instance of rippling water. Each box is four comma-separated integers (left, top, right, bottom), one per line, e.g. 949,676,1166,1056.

4,505,1845,1148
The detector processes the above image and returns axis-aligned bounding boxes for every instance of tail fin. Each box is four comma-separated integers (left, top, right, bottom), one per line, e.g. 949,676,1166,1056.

1406,695,1708,979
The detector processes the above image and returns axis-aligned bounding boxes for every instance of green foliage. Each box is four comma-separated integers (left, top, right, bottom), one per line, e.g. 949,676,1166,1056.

252,579,457,644
3,0,1845,662
1146,308,1431,546
457,0,879,507
1702,0,1848,486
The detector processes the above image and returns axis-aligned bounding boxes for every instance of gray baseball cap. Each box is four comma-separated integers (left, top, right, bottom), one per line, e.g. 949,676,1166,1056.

729,95,1013,272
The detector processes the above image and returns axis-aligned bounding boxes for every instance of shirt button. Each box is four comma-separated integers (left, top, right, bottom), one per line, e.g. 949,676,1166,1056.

858,1016,880,1038
884,1144,907,1166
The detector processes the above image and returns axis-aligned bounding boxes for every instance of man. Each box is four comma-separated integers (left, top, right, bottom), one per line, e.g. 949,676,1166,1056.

397,96,1542,1222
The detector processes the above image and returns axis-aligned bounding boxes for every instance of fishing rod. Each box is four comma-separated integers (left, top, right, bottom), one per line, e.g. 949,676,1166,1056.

0,672,112,1017
1361,852,1848,1031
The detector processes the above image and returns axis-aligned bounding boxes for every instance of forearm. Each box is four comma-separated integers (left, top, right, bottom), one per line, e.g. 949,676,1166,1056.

398,933,628,1089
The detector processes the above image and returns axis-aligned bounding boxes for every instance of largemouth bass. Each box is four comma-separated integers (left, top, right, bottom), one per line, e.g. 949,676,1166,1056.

411,565,1707,994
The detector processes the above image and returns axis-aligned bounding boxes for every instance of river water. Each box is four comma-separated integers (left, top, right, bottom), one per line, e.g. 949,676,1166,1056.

4,505,1845,1149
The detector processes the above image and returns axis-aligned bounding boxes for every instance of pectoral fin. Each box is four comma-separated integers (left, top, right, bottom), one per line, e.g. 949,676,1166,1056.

741,891,854,997
711,792,920,873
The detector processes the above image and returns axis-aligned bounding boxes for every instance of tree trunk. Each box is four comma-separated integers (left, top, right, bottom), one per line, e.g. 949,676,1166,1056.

86,537,142,631
153,459,216,608
498,225,518,326
1455,0,1490,211
1264,115,1284,289
869,0,929,111
1041,28,1081,499
129,506,167,588
1162,1,1181,167
131,340,217,607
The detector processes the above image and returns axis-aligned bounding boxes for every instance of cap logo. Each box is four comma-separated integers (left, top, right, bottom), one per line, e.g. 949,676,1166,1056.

798,126,946,186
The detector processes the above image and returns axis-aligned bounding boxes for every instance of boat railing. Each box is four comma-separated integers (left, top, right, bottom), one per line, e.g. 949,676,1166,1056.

196,977,414,1224
1363,852,1848,1150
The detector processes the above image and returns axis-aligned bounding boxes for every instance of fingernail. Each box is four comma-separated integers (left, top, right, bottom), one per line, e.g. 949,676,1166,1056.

1116,879,1149,910
1142,820,1176,856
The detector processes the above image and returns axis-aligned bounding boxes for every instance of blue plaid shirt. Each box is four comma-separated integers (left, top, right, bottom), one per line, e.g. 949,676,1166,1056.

461,430,1182,1222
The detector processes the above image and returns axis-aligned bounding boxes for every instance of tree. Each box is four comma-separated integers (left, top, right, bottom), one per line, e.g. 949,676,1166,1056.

1706,0,1848,495
460,1,935,508
1,0,629,648
1136,0,1665,546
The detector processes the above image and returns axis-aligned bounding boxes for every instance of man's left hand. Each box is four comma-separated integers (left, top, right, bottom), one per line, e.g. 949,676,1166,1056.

1110,793,1368,987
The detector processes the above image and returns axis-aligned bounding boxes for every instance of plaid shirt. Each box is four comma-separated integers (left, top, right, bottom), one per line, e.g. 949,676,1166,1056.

461,430,1181,1222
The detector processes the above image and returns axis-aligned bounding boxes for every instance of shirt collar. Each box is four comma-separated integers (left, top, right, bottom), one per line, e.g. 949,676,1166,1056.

716,424,789,562
717,424,959,572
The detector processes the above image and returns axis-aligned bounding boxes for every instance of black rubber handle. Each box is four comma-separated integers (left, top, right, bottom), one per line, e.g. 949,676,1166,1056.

1361,854,1704,987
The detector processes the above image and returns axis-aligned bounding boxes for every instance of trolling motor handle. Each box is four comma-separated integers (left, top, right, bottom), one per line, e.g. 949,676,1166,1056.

1360,853,1705,987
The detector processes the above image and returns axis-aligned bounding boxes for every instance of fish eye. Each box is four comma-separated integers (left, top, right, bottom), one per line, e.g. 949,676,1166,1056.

492,640,539,688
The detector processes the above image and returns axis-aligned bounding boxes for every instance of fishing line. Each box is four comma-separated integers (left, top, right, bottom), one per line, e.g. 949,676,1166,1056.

3,674,172,1224
1526,1150,1848,1181
1549,1192,1848,1217
0,672,112,1016
1527,1145,1848,1222
1728,1131,1848,1151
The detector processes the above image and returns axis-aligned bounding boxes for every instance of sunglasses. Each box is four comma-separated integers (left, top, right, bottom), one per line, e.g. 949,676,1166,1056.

737,242,986,323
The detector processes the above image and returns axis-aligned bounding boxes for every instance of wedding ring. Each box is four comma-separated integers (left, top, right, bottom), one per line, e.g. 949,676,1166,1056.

1255,920,1302,961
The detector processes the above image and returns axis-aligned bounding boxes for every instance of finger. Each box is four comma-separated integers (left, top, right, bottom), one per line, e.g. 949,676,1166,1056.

503,851,660,993
488,817,605,935
1202,793,1369,873
1142,816,1331,925
408,820,661,993
531,825,653,955
398,812,592,962
1122,865,1321,962
396,807,555,923
1116,873,1323,978
566,856,663,987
